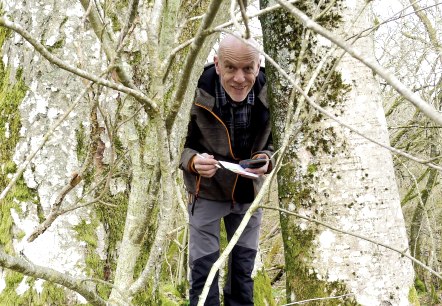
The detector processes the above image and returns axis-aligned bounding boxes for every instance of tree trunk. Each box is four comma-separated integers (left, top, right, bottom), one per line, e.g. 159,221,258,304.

0,0,229,304
260,0,415,305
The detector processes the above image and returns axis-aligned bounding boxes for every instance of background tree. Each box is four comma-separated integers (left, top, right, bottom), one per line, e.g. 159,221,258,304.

0,0,231,304
375,0,442,303
2,0,442,305
260,0,417,304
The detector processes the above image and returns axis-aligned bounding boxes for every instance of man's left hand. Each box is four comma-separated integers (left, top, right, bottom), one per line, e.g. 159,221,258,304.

243,153,269,176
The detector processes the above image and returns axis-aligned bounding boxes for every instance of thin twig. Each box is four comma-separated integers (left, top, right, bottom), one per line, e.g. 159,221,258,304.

216,30,442,172
282,293,354,305
260,205,442,281
238,0,251,39
116,0,140,52
0,17,158,113
230,0,243,35
275,0,442,125
0,82,93,201
27,158,92,242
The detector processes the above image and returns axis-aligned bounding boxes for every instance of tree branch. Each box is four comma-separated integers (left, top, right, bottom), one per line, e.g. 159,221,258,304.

165,0,225,132
276,0,442,126
78,0,139,90
0,82,93,201
27,170,86,242
259,205,442,281
0,249,106,306
116,0,140,52
0,17,159,114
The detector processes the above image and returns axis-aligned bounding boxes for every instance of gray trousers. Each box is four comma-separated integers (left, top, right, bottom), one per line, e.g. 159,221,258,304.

188,197,262,306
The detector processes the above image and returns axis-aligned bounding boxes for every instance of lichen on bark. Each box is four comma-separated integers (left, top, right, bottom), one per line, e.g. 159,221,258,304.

261,0,414,304
260,0,356,302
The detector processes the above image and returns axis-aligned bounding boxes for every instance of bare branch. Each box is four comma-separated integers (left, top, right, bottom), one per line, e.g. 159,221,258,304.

0,17,159,113
116,0,140,51
0,82,93,201
0,250,106,306
260,205,442,281
215,29,442,173
276,0,442,126
27,170,87,242
165,0,226,131
237,0,251,39
128,121,175,295
230,1,241,34
408,0,442,58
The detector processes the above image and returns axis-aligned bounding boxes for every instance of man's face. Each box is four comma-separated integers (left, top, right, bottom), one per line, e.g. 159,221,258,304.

214,47,260,102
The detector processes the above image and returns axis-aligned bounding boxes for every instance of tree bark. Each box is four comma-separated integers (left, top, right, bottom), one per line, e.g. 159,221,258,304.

261,0,415,304
0,0,229,304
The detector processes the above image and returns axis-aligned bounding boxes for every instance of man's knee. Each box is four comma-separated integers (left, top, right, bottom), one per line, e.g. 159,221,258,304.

189,251,220,306
224,245,257,306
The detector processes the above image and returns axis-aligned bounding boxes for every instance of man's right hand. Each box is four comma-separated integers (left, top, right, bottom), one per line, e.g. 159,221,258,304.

193,153,219,178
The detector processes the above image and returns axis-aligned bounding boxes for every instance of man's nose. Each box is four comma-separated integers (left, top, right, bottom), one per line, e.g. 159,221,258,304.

233,70,245,82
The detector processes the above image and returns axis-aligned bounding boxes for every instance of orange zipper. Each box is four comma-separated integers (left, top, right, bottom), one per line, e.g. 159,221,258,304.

195,103,239,204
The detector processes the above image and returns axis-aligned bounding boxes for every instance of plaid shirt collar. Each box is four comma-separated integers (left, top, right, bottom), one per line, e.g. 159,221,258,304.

215,78,255,108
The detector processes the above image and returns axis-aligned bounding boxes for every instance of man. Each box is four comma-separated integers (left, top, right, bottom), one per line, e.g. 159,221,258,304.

179,34,273,306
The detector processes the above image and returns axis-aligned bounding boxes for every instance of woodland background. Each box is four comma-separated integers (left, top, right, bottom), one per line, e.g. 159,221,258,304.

0,0,441,305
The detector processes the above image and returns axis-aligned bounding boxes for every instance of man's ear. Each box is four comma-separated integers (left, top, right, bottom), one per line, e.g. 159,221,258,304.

255,60,261,76
214,55,220,74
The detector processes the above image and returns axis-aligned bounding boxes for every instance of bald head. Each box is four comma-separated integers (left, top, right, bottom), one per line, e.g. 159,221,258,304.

217,34,260,62
214,34,261,102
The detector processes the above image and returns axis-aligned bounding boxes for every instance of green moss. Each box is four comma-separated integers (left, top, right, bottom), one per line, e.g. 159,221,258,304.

46,37,65,52
254,270,276,306
73,215,111,299
0,271,24,304
408,286,420,306
0,26,37,258
39,282,70,305
75,122,88,163
414,278,426,293
279,215,359,305
0,276,71,306
0,49,42,298
0,200,16,254
129,51,142,66
74,219,99,248
158,283,182,306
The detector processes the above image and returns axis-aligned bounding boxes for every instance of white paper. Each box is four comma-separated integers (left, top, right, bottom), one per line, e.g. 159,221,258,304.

218,161,259,178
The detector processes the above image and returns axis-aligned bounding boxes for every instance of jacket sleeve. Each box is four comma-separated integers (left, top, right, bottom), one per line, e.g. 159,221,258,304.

252,136,274,173
251,113,274,174
179,107,203,174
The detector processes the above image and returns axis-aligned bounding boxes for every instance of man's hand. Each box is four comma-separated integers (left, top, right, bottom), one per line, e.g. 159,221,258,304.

193,153,219,178
243,153,269,177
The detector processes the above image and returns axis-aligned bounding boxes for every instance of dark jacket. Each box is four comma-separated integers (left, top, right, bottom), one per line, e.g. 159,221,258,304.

179,64,273,203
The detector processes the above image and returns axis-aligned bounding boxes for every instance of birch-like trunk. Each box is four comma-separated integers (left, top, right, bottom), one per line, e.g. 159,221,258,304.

1,2,105,304
1,0,230,304
261,0,415,305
